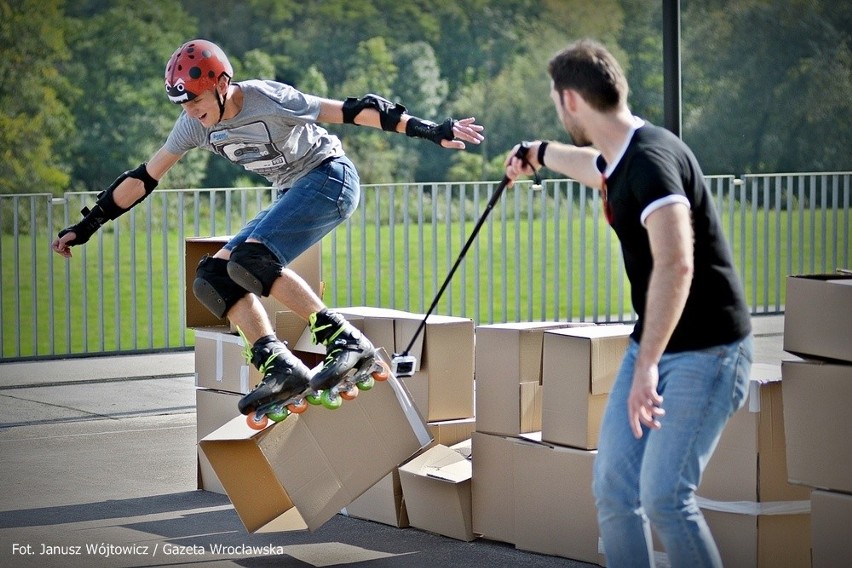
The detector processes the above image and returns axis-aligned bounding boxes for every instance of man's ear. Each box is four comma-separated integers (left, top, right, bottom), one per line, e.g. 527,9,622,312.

563,89,580,113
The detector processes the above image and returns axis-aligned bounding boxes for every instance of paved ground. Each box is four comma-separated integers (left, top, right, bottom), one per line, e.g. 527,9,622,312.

0,316,792,568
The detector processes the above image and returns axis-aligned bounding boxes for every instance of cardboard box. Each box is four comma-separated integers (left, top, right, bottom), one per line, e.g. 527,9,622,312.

304,307,475,421
811,490,852,567
700,364,811,503
471,431,517,545
194,327,260,394
196,389,241,494
199,372,431,532
344,418,476,528
475,321,596,384
408,314,474,421
541,324,633,449
185,237,321,329
398,440,474,541
427,417,476,448
782,360,852,493
699,506,811,568
343,470,408,528
273,310,308,349
512,435,605,566
475,321,593,437
194,324,320,394
783,274,852,363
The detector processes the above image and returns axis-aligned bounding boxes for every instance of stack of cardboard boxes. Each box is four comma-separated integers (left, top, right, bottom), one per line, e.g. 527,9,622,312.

781,273,852,567
189,235,844,564
470,317,820,567
472,322,633,566
695,363,812,567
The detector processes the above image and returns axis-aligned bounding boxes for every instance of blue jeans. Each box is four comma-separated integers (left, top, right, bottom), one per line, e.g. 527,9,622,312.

592,335,752,568
224,156,360,265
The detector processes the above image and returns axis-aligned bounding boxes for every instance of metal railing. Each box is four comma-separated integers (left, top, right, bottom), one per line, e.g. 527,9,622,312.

1,173,849,361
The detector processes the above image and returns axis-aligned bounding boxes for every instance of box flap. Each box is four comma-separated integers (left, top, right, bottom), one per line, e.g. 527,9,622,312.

425,460,471,483
400,444,471,483
449,438,472,458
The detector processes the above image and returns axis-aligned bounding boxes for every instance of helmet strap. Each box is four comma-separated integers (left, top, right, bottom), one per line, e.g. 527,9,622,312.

215,90,226,124
214,74,230,124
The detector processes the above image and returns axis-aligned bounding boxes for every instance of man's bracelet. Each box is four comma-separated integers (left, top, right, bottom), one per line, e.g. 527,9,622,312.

537,141,549,169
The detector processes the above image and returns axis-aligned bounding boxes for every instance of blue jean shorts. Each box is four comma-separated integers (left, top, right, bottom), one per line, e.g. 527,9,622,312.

224,156,360,265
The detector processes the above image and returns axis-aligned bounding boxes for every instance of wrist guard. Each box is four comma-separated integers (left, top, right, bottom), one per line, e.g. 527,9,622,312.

57,163,158,246
405,117,455,145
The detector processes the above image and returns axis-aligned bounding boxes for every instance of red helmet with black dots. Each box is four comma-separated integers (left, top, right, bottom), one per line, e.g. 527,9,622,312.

164,39,233,104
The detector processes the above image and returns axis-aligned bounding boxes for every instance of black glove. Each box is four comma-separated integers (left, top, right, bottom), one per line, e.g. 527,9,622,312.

57,216,102,246
405,117,456,145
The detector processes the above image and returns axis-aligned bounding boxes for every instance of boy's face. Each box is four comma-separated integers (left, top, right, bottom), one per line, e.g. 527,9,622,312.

181,89,220,127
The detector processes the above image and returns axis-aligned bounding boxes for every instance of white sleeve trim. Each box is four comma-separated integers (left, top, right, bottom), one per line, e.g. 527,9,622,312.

640,195,691,227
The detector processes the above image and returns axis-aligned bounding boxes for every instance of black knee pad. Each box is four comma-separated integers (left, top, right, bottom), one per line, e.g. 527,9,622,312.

193,256,248,318
227,242,283,297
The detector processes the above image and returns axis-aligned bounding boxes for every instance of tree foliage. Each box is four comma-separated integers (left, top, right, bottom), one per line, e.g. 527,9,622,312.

0,0,848,197
683,0,852,173
63,0,204,190
0,0,76,195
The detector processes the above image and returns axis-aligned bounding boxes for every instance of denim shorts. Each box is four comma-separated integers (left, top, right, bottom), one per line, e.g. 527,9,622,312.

224,156,359,265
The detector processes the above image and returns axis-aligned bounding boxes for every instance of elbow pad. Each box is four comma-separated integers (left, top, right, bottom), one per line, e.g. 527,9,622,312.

341,94,407,132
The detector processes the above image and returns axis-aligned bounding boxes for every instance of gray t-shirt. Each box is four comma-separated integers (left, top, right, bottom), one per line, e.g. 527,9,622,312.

164,79,344,188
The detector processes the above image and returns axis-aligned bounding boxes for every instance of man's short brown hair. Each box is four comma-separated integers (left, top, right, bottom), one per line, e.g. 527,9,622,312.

548,39,629,112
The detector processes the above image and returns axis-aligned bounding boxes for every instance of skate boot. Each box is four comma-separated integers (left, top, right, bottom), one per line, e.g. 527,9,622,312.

308,309,382,391
237,336,312,416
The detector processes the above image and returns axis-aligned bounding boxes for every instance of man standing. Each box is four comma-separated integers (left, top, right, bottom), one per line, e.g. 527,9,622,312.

53,39,484,418
504,39,752,567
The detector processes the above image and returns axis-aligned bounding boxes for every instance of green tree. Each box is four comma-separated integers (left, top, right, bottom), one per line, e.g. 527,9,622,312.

334,37,406,184
66,0,203,191
0,0,77,196
683,0,852,173
393,41,448,119
299,65,329,97
617,0,664,124
393,41,450,182
447,0,624,181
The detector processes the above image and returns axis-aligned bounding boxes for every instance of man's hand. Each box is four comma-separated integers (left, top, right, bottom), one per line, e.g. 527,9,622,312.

502,141,543,187
628,364,665,439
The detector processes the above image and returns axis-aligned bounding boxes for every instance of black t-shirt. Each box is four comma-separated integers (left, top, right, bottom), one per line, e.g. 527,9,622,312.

597,121,751,352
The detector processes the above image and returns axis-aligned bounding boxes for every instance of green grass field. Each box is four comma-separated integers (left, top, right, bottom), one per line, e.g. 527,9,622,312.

2,188,848,360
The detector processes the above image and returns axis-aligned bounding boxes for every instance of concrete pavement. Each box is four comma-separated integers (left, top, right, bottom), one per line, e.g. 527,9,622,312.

0,316,793,567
